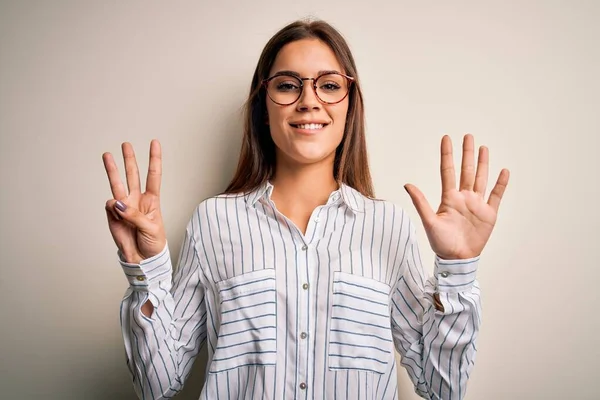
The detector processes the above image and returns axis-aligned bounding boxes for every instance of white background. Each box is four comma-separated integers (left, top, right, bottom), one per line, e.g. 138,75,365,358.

0,1,598,399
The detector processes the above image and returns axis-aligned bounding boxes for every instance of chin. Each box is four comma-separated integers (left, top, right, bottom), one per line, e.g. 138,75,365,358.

286,149,337,166
272,134,340,167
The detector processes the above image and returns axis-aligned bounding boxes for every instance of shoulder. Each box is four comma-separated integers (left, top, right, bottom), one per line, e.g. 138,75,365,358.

186,192,248,230
341,184,409,220
197,192,247,210
358,195,417,237
359,194,411,220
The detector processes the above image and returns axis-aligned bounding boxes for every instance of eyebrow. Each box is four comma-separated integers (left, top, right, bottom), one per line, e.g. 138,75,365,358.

271,69,342,78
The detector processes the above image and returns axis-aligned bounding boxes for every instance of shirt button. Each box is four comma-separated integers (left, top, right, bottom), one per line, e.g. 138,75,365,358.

440,271,450,278
300,332,307,339
302,245,308,251
299,382,307,390
302,283,309,290
136,276,146,281
314,217,320,223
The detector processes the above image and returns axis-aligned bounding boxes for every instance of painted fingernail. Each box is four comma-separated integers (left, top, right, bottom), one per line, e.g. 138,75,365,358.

115,200,127,212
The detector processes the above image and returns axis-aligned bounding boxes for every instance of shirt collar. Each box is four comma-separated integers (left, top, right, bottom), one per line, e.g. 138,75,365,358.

245,180,366,214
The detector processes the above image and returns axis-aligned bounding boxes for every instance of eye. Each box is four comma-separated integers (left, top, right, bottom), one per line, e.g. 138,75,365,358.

269,75,302,93
276,81,300,92
319,82,342,92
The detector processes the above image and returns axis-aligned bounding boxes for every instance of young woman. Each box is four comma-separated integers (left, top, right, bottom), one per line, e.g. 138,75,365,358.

103,19,509,400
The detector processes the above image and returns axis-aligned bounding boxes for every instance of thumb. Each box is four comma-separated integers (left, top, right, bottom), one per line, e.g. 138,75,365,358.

404,184,435,227
112,200,153,231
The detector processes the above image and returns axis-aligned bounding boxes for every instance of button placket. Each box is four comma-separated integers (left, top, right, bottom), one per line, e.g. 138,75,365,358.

304,206,324,245
296,240,310,397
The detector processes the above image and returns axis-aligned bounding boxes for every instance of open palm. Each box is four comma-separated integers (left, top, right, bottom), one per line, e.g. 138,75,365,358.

103,140,166,263
405,134,510,260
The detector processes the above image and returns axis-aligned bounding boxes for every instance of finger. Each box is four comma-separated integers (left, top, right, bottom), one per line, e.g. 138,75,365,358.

404,184,436,228
105,199,121,221
122,142,141,195
487,169,510,211
113,199,154,232
459,134,476,191
473,146,489,197
145,139,162,196
102,152,127,199
440,135,456,193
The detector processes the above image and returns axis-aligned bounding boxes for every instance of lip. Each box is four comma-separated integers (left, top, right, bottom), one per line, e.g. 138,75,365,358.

289,120,330,126
289,122,329,135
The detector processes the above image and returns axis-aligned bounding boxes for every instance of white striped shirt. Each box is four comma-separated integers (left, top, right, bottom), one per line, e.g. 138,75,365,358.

119,181,481,400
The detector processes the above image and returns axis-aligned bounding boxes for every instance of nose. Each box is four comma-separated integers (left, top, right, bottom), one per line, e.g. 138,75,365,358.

296,79,320,112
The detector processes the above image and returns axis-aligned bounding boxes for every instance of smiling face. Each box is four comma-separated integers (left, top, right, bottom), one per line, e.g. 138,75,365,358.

266,39,349,171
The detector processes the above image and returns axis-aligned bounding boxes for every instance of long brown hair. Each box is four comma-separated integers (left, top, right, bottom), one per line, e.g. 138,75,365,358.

224,19,374,197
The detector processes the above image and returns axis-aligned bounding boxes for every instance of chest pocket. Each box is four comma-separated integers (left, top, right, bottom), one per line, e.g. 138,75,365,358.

328,271,393,374
210,268,277,373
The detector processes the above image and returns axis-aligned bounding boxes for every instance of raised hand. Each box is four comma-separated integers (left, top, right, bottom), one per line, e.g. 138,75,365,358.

404,134,510,260
103,140,166,264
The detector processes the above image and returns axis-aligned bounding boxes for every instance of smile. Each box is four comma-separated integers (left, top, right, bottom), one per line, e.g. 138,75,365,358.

290,123,328,130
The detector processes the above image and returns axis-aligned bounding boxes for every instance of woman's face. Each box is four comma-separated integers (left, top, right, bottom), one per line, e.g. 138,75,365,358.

266,39,349,170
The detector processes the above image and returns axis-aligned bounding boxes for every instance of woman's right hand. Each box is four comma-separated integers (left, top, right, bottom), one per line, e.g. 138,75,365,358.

102,140,166,264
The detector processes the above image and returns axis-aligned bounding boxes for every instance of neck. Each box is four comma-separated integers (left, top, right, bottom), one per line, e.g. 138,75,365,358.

270,156,338,213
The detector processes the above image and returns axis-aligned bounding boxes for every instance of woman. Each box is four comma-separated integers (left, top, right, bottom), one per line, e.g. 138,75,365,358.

103,19,509,400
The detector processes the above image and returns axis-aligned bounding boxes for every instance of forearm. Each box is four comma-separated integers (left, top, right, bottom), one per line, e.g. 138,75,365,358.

141,299,154,317
120,248,182,399
420,278,482,399
390,223,482,399
122,253,155,318
119,227,208,400
122,288,188,399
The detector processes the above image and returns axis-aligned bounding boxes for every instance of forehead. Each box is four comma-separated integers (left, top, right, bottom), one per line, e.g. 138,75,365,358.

269,39,343,76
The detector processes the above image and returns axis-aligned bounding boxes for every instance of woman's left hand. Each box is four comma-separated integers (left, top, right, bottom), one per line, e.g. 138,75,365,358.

404,134,510,260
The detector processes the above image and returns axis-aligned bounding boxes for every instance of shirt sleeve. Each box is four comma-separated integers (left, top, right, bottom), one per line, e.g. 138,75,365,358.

119,226,207,400
390,221,481,400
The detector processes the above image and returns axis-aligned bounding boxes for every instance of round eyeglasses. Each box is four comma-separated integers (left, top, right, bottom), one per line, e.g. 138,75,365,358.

262,72,355,106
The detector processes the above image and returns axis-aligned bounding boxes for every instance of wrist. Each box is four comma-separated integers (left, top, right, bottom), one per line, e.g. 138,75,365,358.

436,252,480,260
433,293,445,312
123,252,143,264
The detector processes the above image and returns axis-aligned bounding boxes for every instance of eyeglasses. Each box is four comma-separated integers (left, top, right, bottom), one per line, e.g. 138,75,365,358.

262,71,355,106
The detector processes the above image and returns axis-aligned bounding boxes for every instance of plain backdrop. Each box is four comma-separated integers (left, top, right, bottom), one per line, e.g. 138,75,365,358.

1,1,598,399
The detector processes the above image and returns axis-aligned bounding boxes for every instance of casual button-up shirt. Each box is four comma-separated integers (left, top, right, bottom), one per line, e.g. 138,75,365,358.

119,181,481,400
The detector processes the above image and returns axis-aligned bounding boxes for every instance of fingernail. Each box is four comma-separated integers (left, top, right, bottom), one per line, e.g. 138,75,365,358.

115,200,127,212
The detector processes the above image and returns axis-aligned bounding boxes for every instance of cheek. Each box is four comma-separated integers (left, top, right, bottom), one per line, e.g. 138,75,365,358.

266,104,289,130
331,105,349,139
265,102,275,125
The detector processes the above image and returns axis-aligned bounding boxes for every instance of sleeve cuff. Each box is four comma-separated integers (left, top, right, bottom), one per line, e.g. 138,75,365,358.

118,243,172,290
434,255,479,293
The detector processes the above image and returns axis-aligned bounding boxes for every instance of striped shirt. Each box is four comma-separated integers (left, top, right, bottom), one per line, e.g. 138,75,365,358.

119,181,481,400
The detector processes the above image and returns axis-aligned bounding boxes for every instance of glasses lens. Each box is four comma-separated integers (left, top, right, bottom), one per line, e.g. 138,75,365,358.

266,75,302,105
315,73,349,103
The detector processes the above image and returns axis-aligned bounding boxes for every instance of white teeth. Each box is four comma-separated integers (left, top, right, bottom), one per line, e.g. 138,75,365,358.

296,123,324,130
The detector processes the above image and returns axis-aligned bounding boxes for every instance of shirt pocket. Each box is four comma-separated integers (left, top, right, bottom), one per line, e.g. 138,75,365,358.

210,268,277,373
328,271,393,374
